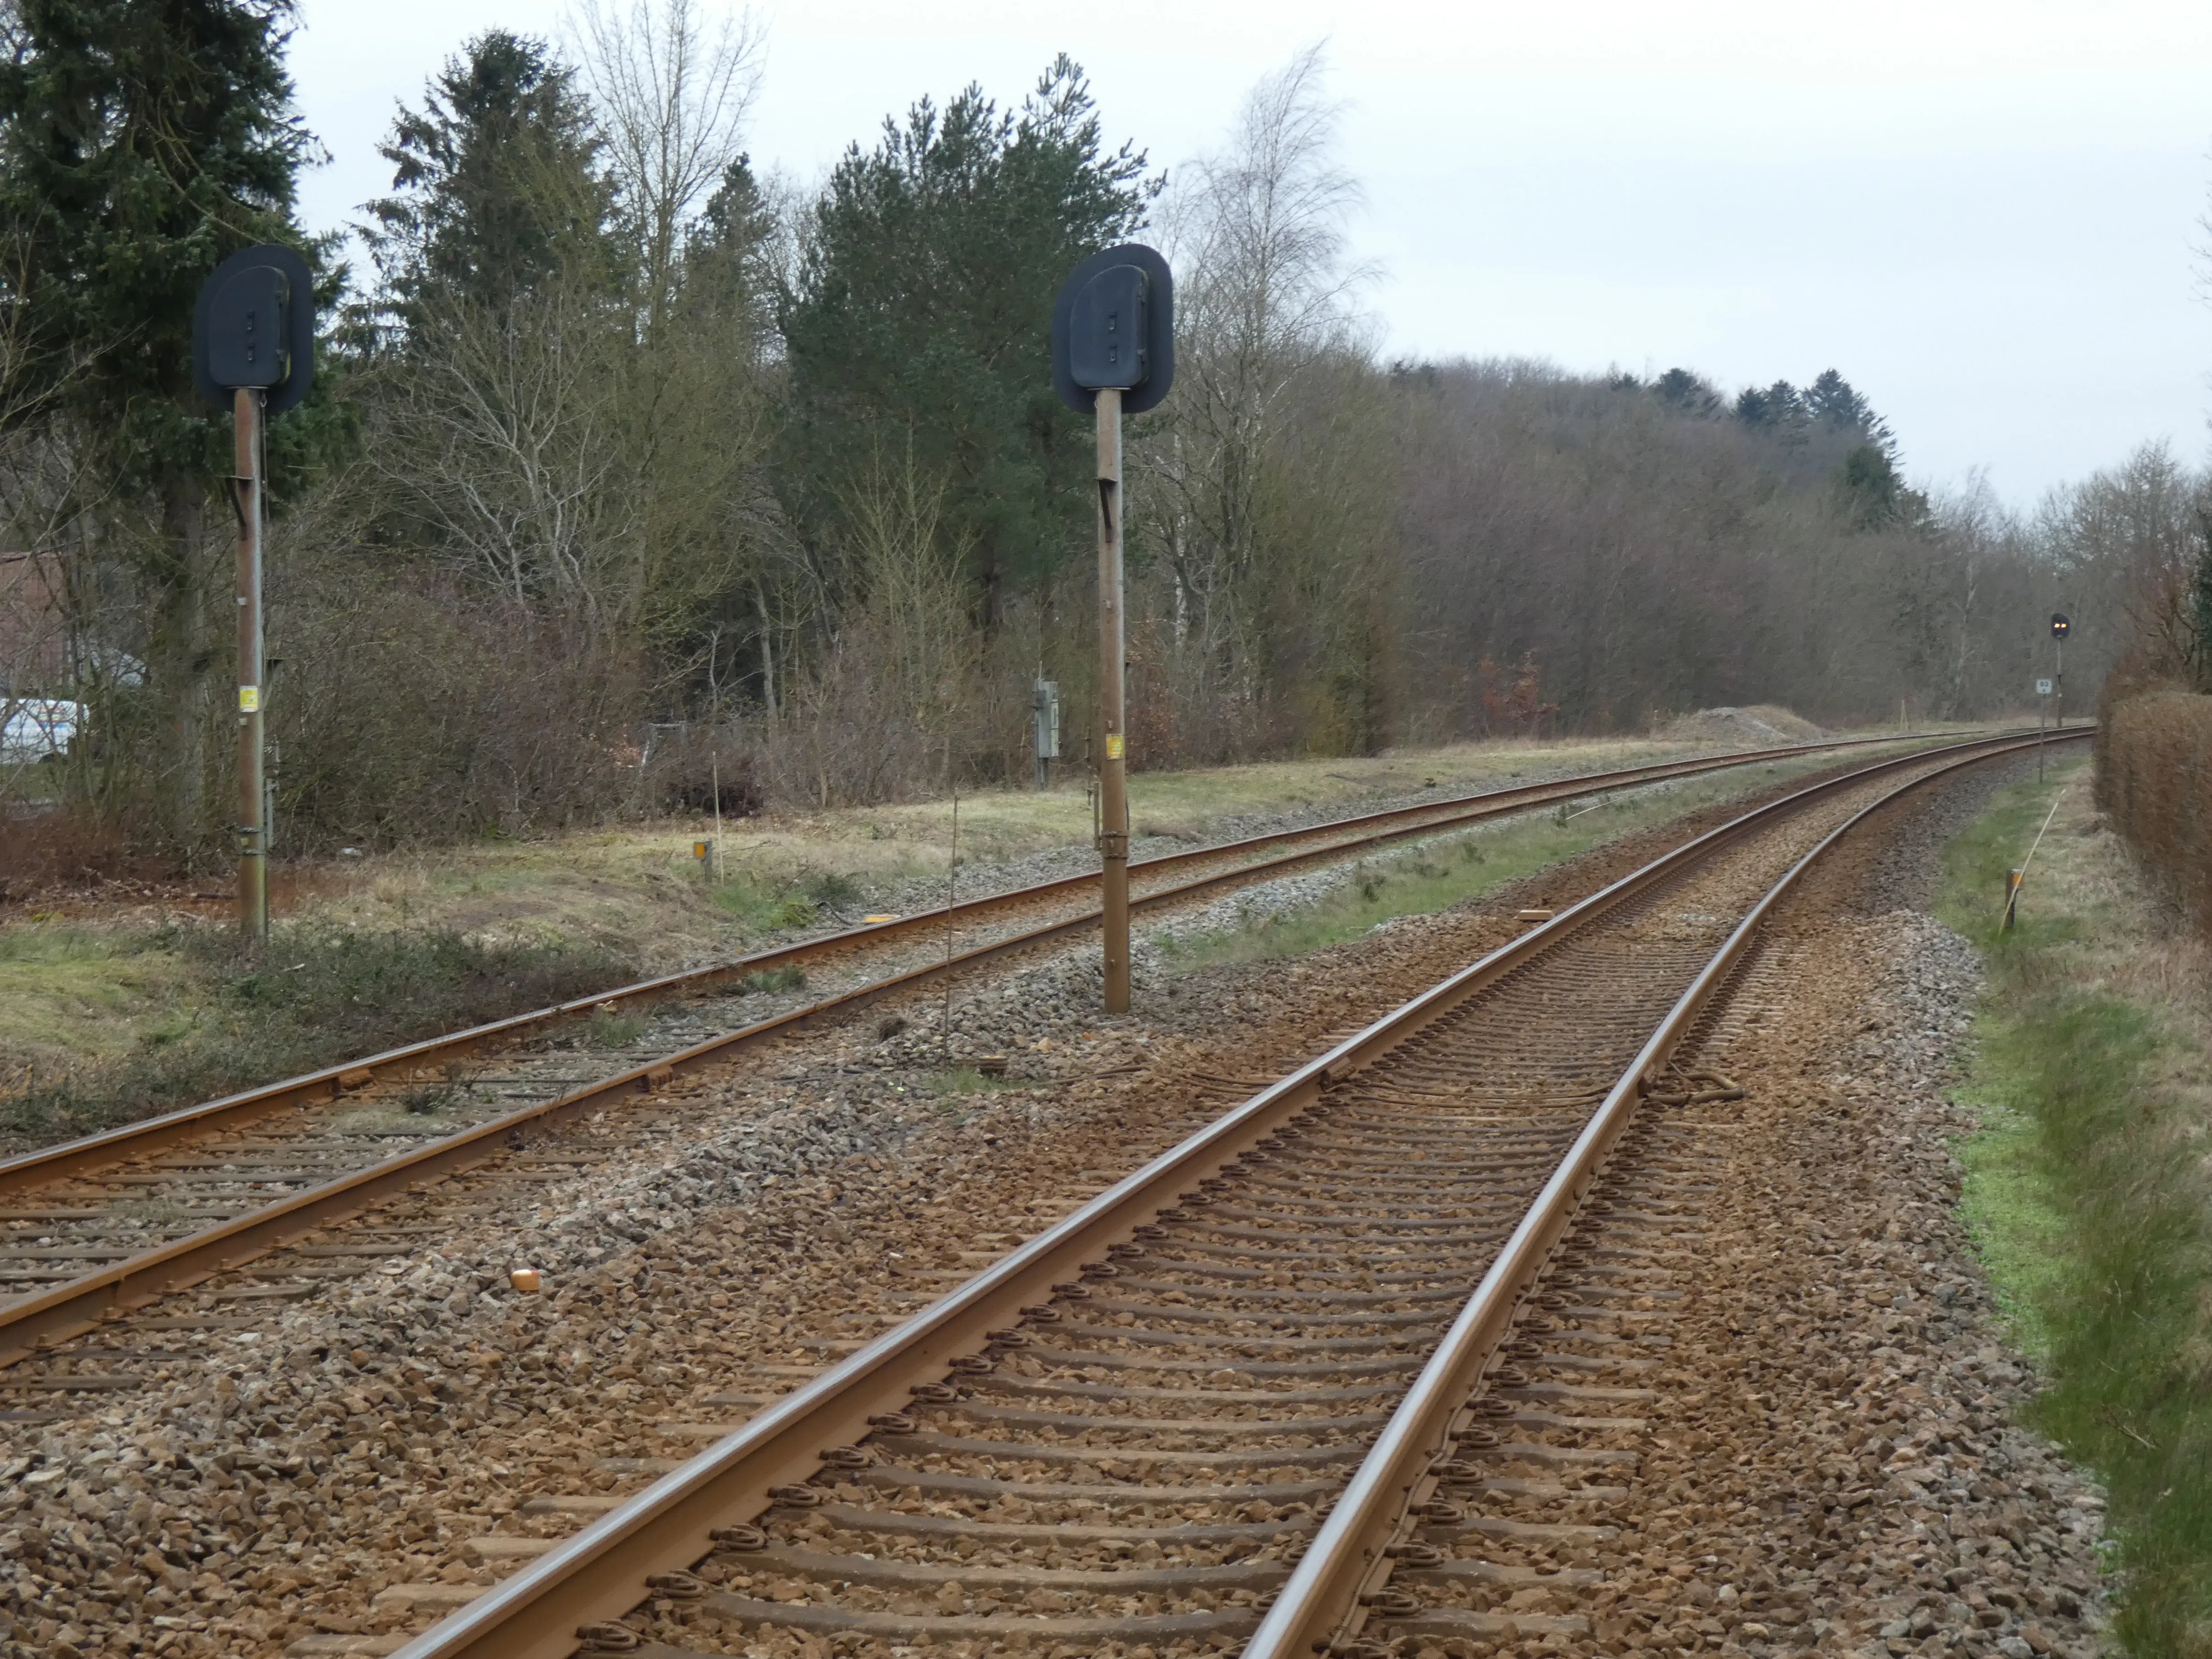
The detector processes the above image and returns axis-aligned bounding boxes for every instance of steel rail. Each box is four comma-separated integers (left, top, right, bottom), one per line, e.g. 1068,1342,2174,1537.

384,727,2079,1659
0,731,2017,1369
1243,725,2091,1658
0,727,1977,1202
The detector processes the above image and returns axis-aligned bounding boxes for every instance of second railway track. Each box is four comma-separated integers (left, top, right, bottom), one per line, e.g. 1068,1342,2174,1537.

361,727,2085,1659
0,731,1990,1370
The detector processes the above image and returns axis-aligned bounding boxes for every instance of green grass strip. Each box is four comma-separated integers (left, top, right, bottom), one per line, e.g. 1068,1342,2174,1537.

1160,759,1825,971
1,922,633,1151
1940,763,2212,1656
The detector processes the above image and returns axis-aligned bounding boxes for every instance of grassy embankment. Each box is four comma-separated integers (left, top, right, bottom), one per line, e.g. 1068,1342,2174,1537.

0,924,633,1155
298,729,1866,959
1940,760,2212,1656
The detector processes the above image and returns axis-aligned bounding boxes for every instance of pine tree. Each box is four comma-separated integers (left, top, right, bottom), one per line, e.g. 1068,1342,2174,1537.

1735,380,1806,440
0,0,319,846
779,56,1155,623
679,155,774,342
363,30,614,338
1835,442,1903,529
1804,368,1897,459
1652,368,1720,416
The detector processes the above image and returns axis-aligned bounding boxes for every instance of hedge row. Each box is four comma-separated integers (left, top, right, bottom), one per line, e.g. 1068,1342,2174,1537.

2097,689,2212,932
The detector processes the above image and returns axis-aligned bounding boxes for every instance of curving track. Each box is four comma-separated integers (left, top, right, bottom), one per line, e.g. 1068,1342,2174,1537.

370,728,2085,1659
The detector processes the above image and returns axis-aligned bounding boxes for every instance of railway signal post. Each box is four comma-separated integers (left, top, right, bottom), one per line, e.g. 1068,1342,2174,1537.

1052,243,1174,1012
194,245,315,942
2050,612,2070,731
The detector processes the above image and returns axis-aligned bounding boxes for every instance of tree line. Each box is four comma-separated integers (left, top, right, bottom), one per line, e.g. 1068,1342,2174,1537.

0,2,2171,860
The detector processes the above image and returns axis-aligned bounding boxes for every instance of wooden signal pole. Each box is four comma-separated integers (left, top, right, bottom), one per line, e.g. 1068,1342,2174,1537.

234,388,267,941
1096,387,1129,1013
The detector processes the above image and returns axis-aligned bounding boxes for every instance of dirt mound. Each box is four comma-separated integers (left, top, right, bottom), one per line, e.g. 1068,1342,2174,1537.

1662,703,1825,747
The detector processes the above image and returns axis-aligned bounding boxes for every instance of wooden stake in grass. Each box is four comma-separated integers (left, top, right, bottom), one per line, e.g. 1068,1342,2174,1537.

2002,784,2068,932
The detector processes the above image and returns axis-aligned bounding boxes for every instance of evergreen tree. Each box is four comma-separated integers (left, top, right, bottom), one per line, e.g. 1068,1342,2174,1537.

1652,368,1720,416
1835,441,1905,529
679,155,774,341
779,56,1155,623
1804,368,1897,458
363,30,614,337
1735,379,1805,438
0,0,314,449
0,0,319,845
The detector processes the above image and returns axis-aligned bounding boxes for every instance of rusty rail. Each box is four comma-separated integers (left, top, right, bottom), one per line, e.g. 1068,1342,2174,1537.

0,731,2007,1369
0,727,1975,1204
1241,727,2083,1656
382,727,2081,1659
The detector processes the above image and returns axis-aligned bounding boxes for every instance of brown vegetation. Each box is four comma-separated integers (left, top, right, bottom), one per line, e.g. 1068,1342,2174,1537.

2095,689,2212,934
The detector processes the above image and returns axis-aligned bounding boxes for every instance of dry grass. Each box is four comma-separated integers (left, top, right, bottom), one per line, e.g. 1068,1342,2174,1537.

0,922,631,1154
281,725,1958,965
0,723,1968,1146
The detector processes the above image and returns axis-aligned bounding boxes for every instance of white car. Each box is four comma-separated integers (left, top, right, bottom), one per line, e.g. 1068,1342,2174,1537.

1,698,81,761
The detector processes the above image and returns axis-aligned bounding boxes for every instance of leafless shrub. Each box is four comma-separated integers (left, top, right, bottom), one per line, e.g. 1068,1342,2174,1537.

748,447,990,806
266,553,644,848
2097,689,2212,936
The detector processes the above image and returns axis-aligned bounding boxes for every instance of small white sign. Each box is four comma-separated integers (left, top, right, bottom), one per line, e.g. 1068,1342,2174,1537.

2035,677,2054,696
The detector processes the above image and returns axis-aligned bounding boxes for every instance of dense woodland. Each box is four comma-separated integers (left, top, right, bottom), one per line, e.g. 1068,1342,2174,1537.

0,0,2201,859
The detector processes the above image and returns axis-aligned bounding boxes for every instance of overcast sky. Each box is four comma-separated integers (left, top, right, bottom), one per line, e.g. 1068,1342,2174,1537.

291,0,2212,508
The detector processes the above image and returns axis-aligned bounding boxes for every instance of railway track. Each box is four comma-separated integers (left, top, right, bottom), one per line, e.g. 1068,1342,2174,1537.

360,726,2085,1659
0,730,1976,1372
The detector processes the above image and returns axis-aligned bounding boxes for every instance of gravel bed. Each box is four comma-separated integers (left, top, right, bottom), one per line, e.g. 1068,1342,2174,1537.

1558,905,2114,1659
0,747,2087,1659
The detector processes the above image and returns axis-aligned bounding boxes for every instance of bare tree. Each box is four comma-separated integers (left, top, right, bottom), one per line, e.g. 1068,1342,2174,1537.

1136,43,1382,757
761,443,981,806
2034,441,2204,682
570,0,765,337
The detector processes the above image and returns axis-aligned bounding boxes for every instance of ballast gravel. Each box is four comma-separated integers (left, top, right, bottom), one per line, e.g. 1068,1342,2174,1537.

0,749,2114,1659
1501,897,2110,1659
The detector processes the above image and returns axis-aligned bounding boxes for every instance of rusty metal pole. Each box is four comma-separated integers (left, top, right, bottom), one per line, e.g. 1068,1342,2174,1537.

233,388,267,942
1096,386,1129,1013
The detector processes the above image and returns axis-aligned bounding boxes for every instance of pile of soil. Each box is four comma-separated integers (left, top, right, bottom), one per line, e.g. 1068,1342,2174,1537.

1664,703,1827,746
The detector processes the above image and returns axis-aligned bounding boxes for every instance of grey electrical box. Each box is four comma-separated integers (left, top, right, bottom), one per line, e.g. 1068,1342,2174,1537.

1033,679,1061,759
